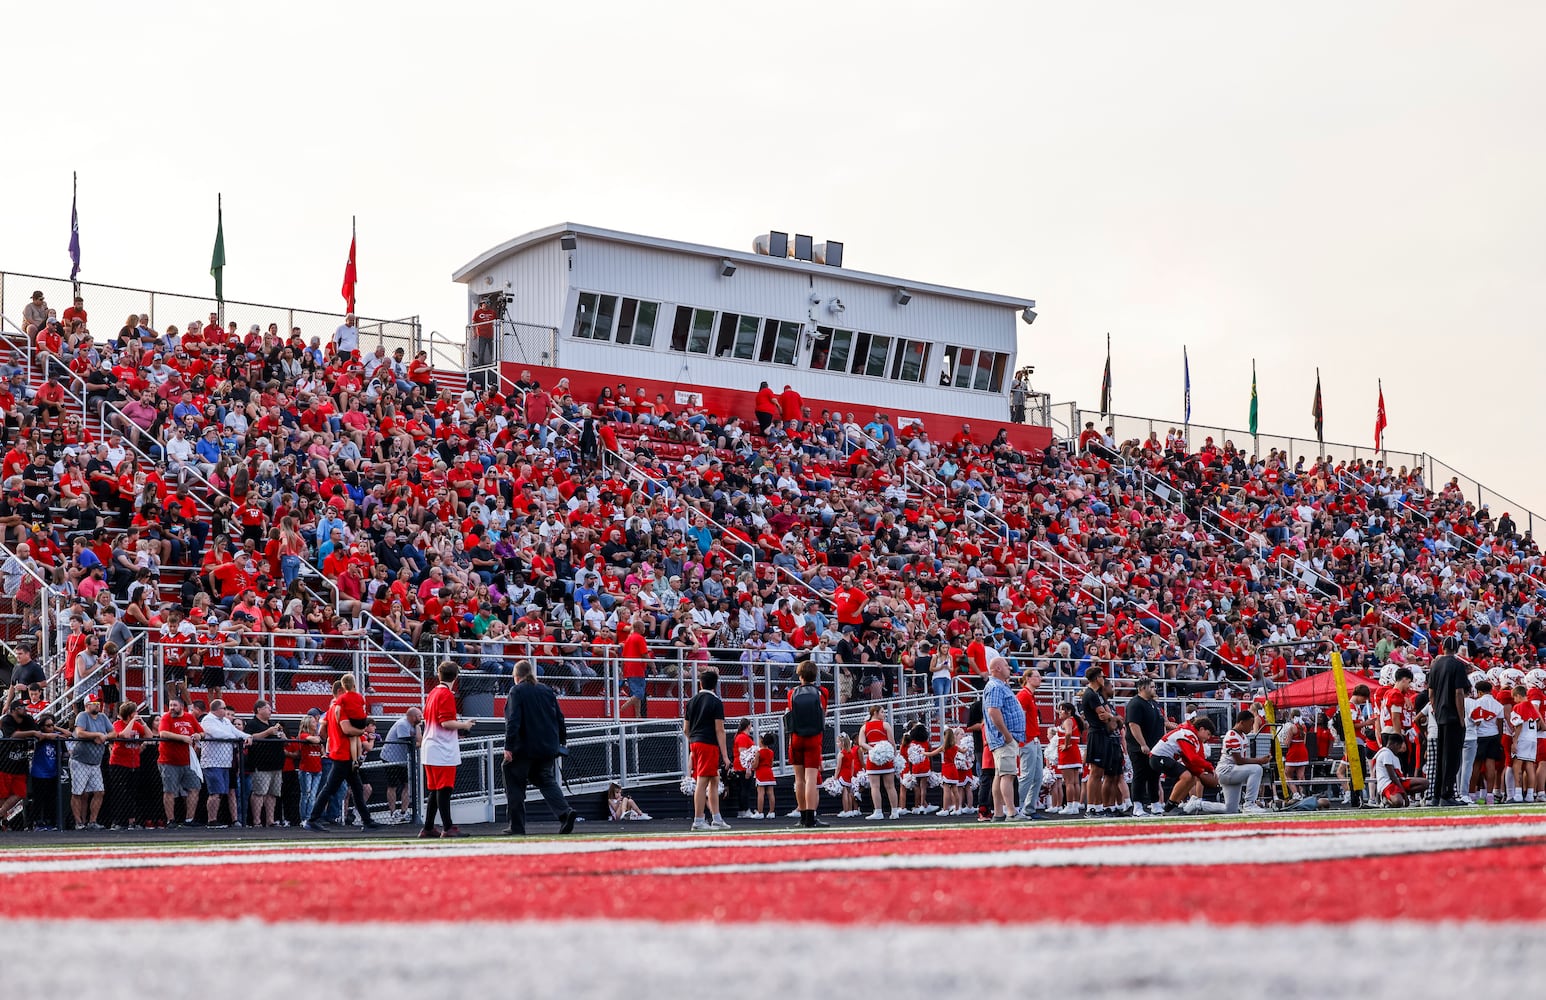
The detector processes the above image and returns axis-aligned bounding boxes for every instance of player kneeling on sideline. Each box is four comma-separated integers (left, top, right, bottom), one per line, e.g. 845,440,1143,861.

1149,717,1221,814
1374,733,1429,808
1217,711,1271,814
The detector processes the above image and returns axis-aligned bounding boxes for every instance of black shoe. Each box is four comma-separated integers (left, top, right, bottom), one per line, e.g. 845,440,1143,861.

559,810,577,835
500,827,524,836
808,816,830,828
360,821,383,831
1440,798,1467,808
301,820,329,832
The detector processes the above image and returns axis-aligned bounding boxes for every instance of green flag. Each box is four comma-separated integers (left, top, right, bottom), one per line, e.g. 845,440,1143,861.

210,193,226,305
1249,360,1258,436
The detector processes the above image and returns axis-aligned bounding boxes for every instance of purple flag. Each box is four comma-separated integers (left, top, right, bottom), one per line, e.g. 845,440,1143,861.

68,172,80,282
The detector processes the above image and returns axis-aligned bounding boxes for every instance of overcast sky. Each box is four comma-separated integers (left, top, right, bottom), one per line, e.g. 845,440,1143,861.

6,2,1544,515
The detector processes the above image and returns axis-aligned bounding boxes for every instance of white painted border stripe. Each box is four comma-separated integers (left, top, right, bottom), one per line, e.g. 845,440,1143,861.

639,822,1546,875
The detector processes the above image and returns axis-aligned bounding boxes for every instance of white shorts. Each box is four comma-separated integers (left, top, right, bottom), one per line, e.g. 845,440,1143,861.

69,759,105,794
1514,737,1538,762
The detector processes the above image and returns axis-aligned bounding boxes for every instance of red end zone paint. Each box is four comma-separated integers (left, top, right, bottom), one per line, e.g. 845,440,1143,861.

5,816,1546,925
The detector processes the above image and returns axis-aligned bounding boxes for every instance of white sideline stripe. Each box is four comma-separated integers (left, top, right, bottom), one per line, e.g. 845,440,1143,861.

0,836,853,875
639,821,1546,875
0,919,1540,998
3,819,1541,874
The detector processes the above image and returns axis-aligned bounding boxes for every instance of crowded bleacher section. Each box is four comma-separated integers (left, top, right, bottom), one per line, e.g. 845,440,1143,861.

2,284,1545,831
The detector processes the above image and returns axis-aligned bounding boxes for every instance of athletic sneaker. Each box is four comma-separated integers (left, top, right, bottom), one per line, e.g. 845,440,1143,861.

1148,802,1165,815
1241,803,1269,814
691,819,711,831
867,810,886,820
1131,802,1145,817
710,816,732,830
1181,798,1202,815
737,810,756,819
1060,803,1081,816
922,804,939,814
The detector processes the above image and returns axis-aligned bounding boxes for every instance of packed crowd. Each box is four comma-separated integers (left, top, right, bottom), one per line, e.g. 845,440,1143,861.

3,285,1545,829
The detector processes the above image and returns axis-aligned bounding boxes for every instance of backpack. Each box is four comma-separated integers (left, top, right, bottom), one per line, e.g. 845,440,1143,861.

787,684,825,737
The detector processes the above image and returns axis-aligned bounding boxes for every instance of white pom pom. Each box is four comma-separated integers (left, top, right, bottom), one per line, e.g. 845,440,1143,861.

927,772,943,788
679,776,696,796
739,746,759,771
867,741,895,767
821,776,845,798
900,771,916,790
907,743,926,765
965,775,980,791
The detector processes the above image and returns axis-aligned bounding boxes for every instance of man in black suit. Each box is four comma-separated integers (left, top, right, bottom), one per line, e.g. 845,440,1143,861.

502,659,578,835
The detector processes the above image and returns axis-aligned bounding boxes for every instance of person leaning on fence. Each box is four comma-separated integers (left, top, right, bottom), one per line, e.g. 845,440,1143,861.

383,707,423,825
70,693,113,830
157,697,203,827
242,700,288,828
107,702,151,829
502,659,578,836
421,662,475,839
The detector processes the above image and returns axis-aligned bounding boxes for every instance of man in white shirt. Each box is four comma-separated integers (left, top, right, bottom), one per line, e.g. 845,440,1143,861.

199,701,253,827
333,314,360,358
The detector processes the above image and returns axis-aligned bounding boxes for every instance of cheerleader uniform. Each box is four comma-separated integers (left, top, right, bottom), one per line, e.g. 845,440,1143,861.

839,746,863,788
1283,722,1309,766
733,731,756,775
911,740,934,781
863,718,895,773
755,747,776,787
1057,721,1085,769
941,746,962,785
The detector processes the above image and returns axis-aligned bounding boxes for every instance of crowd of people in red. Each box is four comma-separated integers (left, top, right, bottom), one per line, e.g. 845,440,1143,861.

3,286,1544,827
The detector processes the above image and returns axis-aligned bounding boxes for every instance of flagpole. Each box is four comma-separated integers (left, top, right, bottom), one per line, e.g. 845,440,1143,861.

1107,332,1112,417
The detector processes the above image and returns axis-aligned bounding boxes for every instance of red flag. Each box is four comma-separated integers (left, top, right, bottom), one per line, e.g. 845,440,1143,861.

1374,381,1387,451
340,230,357,313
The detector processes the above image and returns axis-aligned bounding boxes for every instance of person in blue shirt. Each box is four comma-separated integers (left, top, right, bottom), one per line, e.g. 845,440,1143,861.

981,657,1026,821
194,426,223,470
172,389,201,426
28,713,63,831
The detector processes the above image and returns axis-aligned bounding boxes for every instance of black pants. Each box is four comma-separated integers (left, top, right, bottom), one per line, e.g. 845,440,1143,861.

280,770,301,825
1130,749,1160,806
976,765,996,815
503,755,572,834
1436,721,1465,803
307,759,372,825
107,764,140,827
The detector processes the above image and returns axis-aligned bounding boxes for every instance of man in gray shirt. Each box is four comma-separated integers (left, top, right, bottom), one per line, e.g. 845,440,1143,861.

71,694,114,829
382,708,422,823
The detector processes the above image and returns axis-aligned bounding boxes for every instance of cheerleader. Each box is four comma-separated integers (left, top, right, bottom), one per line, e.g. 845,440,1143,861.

731,719,756,818
1280,711,1309,800
754,732,778,818
859,705,900,820
938,728,964,815
904,722,938,814
835,734,862,817
1055,702,1084,815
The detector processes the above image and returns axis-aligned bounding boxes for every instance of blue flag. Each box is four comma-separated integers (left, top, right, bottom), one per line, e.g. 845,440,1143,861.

68,172,81,282
1183,346,1191,423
